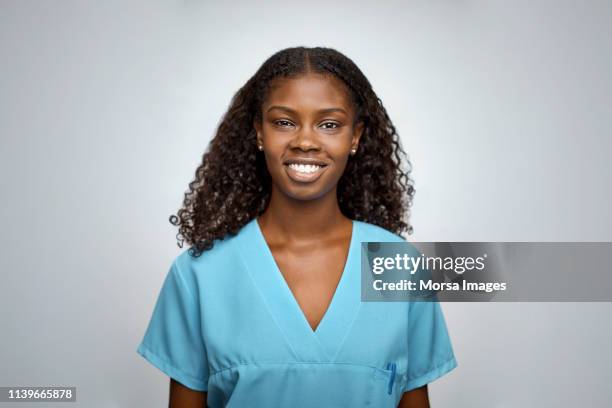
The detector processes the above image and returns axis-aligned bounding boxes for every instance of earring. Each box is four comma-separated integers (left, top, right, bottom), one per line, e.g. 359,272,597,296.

258,144,264,151
350,147,357,155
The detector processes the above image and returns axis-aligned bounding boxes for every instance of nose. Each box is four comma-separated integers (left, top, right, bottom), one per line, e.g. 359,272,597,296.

290,125,320,151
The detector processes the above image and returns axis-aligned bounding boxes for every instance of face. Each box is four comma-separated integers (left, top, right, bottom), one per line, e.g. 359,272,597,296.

254,72,364,202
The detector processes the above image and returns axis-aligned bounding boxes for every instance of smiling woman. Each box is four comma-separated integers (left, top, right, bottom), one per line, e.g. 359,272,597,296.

254,72,364,200
136,46,457,408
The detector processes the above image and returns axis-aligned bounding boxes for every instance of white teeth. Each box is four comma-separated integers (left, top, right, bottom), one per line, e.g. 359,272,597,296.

288,163,322,174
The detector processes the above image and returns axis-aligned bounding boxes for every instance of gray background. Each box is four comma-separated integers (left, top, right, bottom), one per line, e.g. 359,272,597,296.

1,0,611,407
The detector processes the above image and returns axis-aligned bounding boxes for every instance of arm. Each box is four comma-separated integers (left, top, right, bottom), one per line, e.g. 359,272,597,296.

398,384,430,408
169,379,207,408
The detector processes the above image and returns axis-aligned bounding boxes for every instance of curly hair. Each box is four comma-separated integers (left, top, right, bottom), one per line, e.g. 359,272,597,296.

169,46,415,258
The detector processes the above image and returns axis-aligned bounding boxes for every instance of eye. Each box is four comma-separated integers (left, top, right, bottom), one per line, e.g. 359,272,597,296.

320,121,340,130
274,119,294,128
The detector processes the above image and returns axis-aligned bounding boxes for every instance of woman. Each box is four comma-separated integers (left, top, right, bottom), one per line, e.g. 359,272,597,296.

137,46,457,407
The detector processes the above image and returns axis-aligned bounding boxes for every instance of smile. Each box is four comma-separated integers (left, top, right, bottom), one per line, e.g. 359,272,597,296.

284,163,328,183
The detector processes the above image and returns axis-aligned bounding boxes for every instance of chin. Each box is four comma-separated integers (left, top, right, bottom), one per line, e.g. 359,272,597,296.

283,186,329,201
274,180,334,202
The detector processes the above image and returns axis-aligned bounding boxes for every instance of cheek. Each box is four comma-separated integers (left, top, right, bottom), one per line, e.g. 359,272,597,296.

328,144,352,166
262,131,289,157
263,154,281,175
262,147,287,180
331,155,350,177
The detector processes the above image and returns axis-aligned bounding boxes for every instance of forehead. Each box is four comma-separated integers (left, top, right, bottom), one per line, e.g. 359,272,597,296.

263,73,353,111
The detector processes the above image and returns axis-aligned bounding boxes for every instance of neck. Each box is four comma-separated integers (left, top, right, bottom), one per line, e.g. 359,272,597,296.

257,186,350,242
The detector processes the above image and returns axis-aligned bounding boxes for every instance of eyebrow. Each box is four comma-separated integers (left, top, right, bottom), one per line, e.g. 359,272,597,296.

266,105,347,115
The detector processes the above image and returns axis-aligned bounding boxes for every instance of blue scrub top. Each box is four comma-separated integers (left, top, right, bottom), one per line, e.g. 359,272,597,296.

137,217,457,407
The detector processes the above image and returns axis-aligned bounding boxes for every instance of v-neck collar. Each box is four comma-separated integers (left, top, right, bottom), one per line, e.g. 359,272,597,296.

234,217,362,362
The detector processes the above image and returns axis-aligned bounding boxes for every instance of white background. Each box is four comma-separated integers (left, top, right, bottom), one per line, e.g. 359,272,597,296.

1,1,611,406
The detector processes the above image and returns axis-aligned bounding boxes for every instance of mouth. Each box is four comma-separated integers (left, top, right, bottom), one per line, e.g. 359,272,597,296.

283,162,329,183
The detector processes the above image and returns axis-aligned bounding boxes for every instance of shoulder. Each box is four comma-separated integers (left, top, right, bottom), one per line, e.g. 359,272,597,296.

171,227,244,286
354,220,406,243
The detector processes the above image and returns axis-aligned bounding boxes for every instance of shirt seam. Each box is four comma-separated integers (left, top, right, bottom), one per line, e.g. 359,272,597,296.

172,260,196,304
167,258,212,380
208,360,394,377
138,341,208,385
329,302,362,362
405,354,457,383
329,221,361,362
232,231,302,361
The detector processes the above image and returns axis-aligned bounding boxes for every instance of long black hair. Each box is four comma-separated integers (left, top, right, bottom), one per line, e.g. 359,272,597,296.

170,46,415,258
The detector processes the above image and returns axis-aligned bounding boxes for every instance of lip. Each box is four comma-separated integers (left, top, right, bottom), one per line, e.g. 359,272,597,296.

283,162,328,183
283,157,330,166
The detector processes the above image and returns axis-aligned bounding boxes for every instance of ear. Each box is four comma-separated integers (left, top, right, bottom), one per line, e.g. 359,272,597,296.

253,120,262,145
351,121,365,150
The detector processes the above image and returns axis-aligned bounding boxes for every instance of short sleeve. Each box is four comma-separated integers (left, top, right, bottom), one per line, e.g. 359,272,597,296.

404,298,458,392
136,261,209,391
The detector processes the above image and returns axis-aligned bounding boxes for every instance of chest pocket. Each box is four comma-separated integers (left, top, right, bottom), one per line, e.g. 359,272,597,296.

206,361,405,408
370,362,402,407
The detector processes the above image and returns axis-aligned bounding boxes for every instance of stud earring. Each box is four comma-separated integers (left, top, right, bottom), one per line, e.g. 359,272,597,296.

258,144,264,151
350,148,357,155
